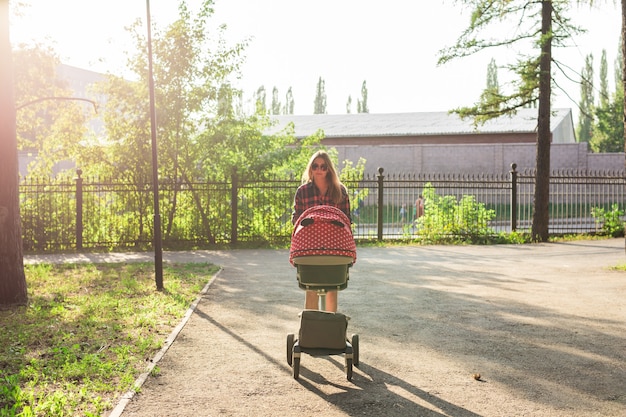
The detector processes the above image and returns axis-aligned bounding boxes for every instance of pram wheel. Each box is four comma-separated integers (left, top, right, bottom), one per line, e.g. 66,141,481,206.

351,334,359,367
286,334,295,366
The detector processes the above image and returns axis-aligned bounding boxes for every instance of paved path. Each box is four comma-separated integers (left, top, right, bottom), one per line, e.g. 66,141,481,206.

26,239,626,416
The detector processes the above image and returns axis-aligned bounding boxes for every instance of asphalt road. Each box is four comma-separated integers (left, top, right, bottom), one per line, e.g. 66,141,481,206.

25,238,626,417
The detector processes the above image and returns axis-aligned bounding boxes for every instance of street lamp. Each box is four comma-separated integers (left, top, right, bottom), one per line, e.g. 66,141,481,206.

145,0,163,290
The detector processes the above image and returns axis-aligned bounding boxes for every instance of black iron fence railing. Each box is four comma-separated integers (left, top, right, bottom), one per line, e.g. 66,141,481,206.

19,164,626,252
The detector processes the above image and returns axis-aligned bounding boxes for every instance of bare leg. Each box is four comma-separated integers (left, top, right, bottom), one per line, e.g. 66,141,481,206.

305,290,318,310
325,291,338,312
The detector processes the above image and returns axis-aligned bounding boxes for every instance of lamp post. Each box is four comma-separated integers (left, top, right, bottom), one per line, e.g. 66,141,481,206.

145,0,163,290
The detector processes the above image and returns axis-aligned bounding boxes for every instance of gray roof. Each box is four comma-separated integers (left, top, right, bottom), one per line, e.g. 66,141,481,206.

268,108,573,138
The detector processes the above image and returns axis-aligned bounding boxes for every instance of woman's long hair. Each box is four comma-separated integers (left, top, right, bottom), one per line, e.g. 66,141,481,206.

301,150,346,204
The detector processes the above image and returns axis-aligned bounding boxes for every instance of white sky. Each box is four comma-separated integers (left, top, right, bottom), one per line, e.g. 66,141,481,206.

9,0,622,120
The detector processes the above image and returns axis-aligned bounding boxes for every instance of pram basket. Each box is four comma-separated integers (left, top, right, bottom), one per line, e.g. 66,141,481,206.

289,205,356,292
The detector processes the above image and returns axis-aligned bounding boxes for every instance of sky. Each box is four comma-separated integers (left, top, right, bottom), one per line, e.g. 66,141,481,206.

8,0,623,121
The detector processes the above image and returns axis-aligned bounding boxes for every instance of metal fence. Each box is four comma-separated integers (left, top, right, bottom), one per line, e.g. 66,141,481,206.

18,165,626,252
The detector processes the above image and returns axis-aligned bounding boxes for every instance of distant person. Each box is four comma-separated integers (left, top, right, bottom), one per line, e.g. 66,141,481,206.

352,192,363,221
400,203,407,224
415,195,424,220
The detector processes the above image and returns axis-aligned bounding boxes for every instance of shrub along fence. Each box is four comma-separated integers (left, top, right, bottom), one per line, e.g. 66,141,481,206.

19,164,626,252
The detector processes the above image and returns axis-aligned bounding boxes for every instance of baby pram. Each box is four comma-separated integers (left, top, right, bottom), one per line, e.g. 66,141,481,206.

286,205,360,381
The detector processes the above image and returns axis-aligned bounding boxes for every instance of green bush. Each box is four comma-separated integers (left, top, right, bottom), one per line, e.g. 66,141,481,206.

591,204,625,237
416,183,496,243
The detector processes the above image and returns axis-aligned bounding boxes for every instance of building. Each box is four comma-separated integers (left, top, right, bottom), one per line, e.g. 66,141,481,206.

268,109,621,174
270,108,576,145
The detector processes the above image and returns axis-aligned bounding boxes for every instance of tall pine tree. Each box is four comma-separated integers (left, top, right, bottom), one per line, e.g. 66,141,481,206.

438,1,580,241
479,58,501,112
271,86,280,115
313,76,326,114
599,49,609,109
357,80,369,113
577,53,594,143
590,43,624,153
284,87,294,115
255,86,266,113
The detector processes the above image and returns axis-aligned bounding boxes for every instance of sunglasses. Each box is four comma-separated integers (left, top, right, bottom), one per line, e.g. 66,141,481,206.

311,163,328,171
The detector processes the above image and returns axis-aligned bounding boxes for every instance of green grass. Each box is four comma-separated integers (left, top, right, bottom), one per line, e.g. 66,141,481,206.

0,262,218,417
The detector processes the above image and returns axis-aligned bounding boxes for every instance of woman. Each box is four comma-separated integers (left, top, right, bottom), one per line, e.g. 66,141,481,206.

292,151,351,312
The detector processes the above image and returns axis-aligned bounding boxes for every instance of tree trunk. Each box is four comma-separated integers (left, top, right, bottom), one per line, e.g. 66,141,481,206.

623,0,626,170
0,0,28,307
622,0,625,253
532,0,553,242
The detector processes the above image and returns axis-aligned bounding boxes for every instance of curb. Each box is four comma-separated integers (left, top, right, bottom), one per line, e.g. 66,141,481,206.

107,267,223,417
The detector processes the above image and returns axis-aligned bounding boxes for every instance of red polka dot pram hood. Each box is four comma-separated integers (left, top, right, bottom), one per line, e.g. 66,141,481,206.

289,205,357,265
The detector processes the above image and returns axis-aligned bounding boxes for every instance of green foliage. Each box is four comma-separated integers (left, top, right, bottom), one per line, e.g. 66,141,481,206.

589,88,624,152
255,86,267,113
437,0,582,121
80,1,330,244
284,87,295,115
270,86,280,115
498,230,532,244
479,58,501,113
339,157,367,192
20,176,77,251
598,49,609,109
86,0,250,181
577,53,594,143
609,263,626,271
591,204,625,237
416,183,496,243
0,263,217,417
357,80,369,113
437,0,584,242
13,45,87,176
313,76,327,114
589,46,624,153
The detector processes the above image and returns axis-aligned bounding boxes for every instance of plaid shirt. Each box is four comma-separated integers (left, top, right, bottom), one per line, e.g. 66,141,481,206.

292,182,351,225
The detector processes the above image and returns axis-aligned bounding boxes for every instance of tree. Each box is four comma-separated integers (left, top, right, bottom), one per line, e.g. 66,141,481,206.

438,0,582,242
255,85,267,113
85,0,252,243
271,86,280,115
615,0,626,259
284,87,294,114
90,1,320,243
590,94,624,151
599,49,609,109
313,76,326,114
13,46,87,175
622,1,625,174
577,53,594,143
485,58,499,92
615,35,623,96
480,58,501,112
586,40,625,152
533,1,553,242
589,45,624,152
357,80,369,113
616,34,625,154
346,95,352,114
0,0,28,307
